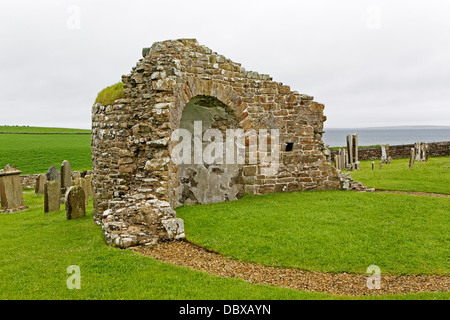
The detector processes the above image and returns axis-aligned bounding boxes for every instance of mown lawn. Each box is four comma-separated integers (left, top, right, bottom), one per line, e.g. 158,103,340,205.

177,191,449,276
350,157,450,194
0,190,333,300
0,190,448,300
0,134,92,174
0,126,90,134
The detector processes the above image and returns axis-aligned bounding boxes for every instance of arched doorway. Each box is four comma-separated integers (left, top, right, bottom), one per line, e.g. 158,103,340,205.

172,95,244,206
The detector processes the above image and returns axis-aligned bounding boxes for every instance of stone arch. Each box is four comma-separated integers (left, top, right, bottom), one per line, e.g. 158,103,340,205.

170,94,244,207
91,38,343,248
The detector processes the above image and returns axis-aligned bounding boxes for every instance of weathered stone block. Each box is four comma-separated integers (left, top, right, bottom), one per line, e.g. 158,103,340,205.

65,186,86,220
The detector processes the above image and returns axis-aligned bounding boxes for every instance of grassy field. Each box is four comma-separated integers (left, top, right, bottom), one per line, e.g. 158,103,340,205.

350,157,450,194
0,190,447,300
0,132,91,174
0,127,448,299
177,191,449,276
0,126,90,134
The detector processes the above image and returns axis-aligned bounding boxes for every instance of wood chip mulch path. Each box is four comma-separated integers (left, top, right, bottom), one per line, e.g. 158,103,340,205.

374,190,450,198
131,240,449,296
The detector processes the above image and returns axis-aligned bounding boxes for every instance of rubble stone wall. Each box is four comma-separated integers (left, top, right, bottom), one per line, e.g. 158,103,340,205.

91,39,341,248
331,141,450,161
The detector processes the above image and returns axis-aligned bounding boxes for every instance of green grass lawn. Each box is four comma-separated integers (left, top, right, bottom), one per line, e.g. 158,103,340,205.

0,190,334,300
350,157,450,194
0,190,447,300
0,133,92,174
177,191,449,276
0,126,90,134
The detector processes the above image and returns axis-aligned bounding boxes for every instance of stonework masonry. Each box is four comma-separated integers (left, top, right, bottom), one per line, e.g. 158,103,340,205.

91,39,343,248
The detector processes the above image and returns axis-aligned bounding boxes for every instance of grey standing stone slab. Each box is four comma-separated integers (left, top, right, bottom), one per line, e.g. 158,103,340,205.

72,171,81,182
352,133,359,165
409,148,415,168
0,165,28,213
61,160,72,190
46,166,60,182
44,180,61,213
65,186,86,220
83,175,93,198
381,144,387,163
346,134,353,165
35,174,47,195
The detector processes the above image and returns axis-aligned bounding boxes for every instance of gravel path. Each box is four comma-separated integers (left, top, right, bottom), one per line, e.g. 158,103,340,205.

131,240,449,296
374,190,450,198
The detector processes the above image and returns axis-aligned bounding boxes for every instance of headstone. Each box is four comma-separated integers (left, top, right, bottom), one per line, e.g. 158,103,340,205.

339,149,345,170
409,148,415,168
380,144,387,163
44,180,61,213
0,165,28,213
65,186,86,220
60,160,72,191
84,175,93,198
72,171,81,182
346,135,353,166
414,142,428,162
46,166,60,182
344,149,349,169
352,133,359,169
34,174,47,195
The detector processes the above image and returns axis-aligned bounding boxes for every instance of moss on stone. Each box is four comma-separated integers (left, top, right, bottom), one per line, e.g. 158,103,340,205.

95,82,124,106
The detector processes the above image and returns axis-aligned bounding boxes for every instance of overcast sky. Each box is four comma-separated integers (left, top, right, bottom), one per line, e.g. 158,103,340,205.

1,0,449,129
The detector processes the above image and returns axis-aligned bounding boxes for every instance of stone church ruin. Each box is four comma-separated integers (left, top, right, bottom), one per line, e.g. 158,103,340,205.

91,39,342,248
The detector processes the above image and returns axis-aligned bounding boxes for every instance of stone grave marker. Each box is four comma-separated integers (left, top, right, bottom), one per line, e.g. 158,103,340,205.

84,175,93,198
46,166,60,182
0,165,28,213
352,133,359,170
409,148,415,168
60,160,72,193
44,180,61,213
65,186,86,220
381,144,387,163
34,174,47,195
72,171,81,183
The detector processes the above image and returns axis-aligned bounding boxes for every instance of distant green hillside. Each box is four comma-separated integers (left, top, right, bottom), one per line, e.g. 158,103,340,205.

0,127,91,174
0,126,90,134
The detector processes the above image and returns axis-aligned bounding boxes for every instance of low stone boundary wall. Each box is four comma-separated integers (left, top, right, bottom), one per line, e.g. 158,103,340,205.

20,174,39,188
331,141,450,161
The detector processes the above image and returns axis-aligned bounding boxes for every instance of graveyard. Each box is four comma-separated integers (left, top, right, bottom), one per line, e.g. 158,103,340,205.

0,126,449,299
0,40,449,300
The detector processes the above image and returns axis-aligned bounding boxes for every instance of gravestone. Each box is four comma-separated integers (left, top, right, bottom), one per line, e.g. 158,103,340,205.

380,144,387,163
409,148,415,168
352,133,359,170
346,135,353,168
0,165,28,213
44,180,61,213
414,142,428,162
46,166,60,182
72,171,81,182
83,175,93,198
61,160,72,192
340,149,345,170
65,186,86,220
34,174,47,195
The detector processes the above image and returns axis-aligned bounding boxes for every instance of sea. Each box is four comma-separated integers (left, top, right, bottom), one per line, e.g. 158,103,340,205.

322,126,450,147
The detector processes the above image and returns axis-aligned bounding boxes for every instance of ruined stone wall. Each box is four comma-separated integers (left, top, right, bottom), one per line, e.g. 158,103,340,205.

330,141,450,161
91,39,340,248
